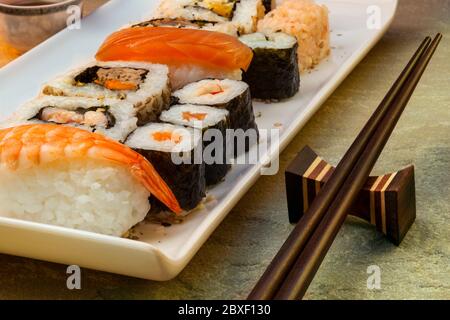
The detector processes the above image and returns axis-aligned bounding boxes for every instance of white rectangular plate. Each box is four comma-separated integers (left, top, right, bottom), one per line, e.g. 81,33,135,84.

0,0,397,280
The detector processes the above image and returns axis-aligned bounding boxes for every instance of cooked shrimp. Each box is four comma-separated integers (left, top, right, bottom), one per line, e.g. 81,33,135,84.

0,124,182,214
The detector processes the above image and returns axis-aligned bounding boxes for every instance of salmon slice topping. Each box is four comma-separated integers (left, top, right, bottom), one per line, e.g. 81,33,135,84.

0,124,182,214
96,27,254,72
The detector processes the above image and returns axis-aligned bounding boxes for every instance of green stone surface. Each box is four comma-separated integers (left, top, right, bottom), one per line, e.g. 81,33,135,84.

0,0,449,299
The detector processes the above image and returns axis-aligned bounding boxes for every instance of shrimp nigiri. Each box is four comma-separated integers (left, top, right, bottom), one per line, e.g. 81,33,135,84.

95,27,254,89
0,124,181,236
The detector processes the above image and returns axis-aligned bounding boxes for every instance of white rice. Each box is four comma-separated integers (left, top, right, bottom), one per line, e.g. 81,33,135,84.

258,0,330,72
0,159,150,237
8,96,137,142
233,0,265,34
172,79,249,105
160,104,229,129
239,32,297,50
169,64,242,91
126,123,202,153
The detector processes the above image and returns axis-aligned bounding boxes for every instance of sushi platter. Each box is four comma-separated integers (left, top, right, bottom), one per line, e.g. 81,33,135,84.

0,0,397,280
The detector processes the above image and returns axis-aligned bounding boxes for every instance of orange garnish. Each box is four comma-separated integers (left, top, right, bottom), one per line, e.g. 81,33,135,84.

182,112,207,121
96,79,137,91
210,87,224,95
198,83,225,96
152,131,183,144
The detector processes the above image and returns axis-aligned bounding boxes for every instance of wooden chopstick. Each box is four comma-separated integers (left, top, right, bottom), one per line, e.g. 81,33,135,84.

247,36,433,300
273,33,443,300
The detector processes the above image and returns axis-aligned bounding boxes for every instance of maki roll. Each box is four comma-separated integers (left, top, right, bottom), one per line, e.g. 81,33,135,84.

152,0,265,34
7,96,137,142
160,104,231,185
172,79,259,154
172,79,258,133
133,18,238,36
42,61,171,125
240,32,300,100
126,123,206,211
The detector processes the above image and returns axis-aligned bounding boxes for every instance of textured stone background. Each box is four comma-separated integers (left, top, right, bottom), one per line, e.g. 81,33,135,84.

0,0,449,299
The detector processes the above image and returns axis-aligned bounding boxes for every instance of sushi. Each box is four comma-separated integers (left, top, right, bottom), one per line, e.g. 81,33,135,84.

0,124,181,237
152,0,265,34
42,61,171,125
160,104,231,185
257,0,330,72
172,79,259,148
7,96,137,142
95,27,254,90
126,123,206,211
240,32,300,100
133,18,238,36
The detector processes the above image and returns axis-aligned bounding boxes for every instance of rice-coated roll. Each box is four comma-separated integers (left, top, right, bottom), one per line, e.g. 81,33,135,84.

240,32,300,100
126,123,206,211
232,0,265,34
8,96,137,142
160,104,231,185
153,0,265,34
0,124,181,237
133,18,238,37
42,61,171,125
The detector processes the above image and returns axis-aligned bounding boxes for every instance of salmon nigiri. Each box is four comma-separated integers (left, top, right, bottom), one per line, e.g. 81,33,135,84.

96,27,254,89
0,124,181,236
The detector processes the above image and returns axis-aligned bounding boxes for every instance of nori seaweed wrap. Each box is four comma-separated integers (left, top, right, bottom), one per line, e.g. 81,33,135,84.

172,79,259,154
126,123,206,211
160,104,232,185
262,0,274,13
240,32,300,100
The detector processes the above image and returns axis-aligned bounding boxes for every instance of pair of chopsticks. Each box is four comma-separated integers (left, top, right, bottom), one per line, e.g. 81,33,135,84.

248,34,442,300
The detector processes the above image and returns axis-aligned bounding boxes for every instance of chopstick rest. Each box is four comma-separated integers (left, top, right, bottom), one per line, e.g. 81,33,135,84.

285,146,416,245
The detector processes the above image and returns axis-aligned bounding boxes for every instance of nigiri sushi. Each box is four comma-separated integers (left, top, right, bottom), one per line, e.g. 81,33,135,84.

95,27,254,89
0,124,181,237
